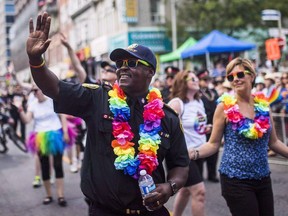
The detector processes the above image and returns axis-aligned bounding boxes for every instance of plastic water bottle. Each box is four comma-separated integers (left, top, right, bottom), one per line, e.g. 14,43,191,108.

138,170,156,198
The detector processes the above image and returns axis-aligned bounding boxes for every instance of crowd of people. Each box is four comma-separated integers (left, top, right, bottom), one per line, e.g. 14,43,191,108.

1,11,288,216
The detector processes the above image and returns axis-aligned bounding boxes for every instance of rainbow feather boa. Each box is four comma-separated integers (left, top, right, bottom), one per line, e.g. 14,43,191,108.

218,92,270,139
108,83,165,179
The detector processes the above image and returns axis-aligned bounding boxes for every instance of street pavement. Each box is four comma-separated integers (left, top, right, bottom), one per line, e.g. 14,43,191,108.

1,136,288,216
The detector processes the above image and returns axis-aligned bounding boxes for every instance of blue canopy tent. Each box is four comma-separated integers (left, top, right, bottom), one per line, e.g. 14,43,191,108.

181,30,256,70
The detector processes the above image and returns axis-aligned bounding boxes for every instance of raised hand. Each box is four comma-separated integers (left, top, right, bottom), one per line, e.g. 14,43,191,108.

26,12,51,60
60,32,70,48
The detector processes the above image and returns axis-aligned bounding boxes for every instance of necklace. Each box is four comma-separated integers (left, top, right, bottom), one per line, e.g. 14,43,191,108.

218,93,270,139
200,88,216,101
108,83,165,179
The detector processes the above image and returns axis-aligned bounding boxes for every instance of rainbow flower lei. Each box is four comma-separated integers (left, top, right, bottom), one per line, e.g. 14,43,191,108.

108,83,165,179
218,92,270,139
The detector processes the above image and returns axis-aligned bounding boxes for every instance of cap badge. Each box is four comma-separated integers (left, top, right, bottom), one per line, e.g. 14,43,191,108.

126,44,138,52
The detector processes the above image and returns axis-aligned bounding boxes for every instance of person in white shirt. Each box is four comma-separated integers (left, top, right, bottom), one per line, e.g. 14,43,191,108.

19,87,75,207
169,70,211,216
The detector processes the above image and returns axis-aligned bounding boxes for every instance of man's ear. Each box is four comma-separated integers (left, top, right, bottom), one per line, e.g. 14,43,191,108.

251,73,256,86
252,73,256,82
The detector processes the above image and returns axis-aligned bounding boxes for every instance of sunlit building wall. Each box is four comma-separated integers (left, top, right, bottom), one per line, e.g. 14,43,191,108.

10,0,38,80
0,1,5,75
0,0,15,75
68,0,170,78
10,0,172,80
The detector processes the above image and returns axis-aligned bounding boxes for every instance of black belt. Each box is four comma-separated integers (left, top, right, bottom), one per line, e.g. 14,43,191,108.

125,209,142,215
89,201,146,215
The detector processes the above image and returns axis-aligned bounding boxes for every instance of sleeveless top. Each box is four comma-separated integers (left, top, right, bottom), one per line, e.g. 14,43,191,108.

168,98,207,149
219,117,272,180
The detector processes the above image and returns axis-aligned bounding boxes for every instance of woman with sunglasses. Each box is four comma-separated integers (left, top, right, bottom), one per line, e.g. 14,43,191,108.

18,87,76,207
168,70,210,216
190,57,288,216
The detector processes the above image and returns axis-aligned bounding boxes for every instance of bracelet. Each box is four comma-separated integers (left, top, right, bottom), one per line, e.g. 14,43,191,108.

167,180,178,196
193,149,200,160
30,59,45,68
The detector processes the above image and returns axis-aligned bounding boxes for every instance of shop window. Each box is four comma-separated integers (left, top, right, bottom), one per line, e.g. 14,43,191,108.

150,0,165,24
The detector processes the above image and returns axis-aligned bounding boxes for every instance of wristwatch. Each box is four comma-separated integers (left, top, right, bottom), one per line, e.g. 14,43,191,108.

168,180,178,196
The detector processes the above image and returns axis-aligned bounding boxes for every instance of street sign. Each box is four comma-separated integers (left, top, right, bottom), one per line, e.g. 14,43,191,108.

261,9,281,21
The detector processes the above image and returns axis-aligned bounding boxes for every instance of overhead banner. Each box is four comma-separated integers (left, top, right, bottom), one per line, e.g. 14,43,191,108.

109,30,171,53
128,31,171,52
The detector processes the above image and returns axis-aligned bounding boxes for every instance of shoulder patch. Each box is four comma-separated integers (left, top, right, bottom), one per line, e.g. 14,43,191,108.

102,81,113,91
164,104,178,116
82,83,100,89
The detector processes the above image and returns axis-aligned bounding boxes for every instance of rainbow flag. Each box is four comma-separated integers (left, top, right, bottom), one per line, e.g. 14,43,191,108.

268,88,282,105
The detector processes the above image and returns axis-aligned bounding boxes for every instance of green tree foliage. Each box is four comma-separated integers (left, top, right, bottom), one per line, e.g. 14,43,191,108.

174,0,288,40
262,0,288,17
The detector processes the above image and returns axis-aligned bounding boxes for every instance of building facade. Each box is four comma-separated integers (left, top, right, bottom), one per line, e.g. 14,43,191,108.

10,0,39,80
10,0,173,81
0,0,15,75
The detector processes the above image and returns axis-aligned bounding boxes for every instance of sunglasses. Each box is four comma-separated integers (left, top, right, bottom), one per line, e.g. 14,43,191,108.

200,77,211,82
115,59,150,69
103,69,115,73
227,70,251,82
186,77,198,82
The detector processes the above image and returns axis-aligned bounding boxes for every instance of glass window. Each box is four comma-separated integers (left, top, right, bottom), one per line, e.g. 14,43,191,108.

6,49,11,57
150,0,164,24
6,15,14,23
5,5,14,13
150,0,159,13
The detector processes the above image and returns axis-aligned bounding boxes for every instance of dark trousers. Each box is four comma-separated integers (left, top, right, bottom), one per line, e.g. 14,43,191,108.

194,158,204,178
205,151,219,179
205,133,219,179
39,153,64,181
10,107,26,140
88,201,170,216
20,120,26,140
220,174,274,216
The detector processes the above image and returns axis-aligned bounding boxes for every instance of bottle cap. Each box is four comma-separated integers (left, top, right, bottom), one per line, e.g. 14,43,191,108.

140,170,147,176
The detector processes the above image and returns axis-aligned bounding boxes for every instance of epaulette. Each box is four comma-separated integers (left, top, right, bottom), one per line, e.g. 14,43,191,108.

102,81,113,91
82,83,100,89
164,103,178,116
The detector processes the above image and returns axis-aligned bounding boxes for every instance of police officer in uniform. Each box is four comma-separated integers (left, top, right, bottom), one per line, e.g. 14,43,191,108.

197,69,219,182
26,12,189,216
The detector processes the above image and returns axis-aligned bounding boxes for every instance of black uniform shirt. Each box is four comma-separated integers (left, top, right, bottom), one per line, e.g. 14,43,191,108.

200,88,218,124
54,81,189,212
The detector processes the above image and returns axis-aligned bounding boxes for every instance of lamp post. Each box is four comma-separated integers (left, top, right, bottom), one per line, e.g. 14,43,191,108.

171,0,181,68
171,0,177,51
261,9,284,66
